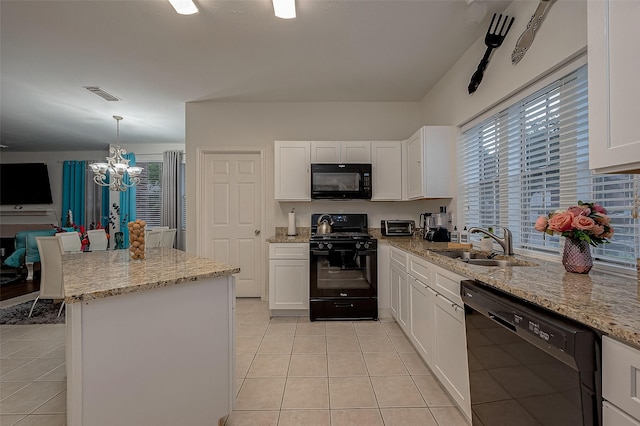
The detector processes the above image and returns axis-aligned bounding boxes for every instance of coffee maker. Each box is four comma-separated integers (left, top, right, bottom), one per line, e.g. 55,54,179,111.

420,209,451,242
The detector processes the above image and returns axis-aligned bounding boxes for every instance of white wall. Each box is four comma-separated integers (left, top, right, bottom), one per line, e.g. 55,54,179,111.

421,0,587,127
185,101,430,252
420,0,587,227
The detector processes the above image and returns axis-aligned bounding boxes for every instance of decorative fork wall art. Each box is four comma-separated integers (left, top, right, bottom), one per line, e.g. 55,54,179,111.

468,13,515,94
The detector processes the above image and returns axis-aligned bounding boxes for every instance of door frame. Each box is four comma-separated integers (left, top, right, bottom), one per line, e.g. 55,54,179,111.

196,147,267,300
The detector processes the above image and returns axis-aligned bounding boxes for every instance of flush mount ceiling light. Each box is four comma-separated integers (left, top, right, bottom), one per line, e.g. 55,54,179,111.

83,86,120,102
90,116,143,192
168,0,198,15
273,0,296,19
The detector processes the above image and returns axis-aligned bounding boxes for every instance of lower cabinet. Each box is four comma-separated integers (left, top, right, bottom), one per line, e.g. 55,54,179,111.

603,335,640,425
409,276,436,365
433,292,471,418
381,244,472,422
268,243,309,310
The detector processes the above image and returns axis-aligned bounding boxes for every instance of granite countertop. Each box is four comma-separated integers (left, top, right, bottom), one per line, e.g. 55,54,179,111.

63,248,240,304
381,236,640,349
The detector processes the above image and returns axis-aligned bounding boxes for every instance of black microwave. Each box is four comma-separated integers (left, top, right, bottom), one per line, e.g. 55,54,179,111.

311,163,372,199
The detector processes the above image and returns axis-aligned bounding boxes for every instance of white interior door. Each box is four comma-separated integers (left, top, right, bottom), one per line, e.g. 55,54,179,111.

202,153,262,297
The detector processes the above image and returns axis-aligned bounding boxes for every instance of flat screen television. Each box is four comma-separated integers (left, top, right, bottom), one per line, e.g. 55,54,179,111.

0,163,54,205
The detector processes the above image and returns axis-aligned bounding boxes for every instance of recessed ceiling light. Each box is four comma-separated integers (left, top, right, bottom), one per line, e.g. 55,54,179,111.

168,0,198,15
83,86,121,102
273,0,296,19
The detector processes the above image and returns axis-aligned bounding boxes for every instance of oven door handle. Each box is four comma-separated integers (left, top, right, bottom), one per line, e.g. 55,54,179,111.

310,250,330,256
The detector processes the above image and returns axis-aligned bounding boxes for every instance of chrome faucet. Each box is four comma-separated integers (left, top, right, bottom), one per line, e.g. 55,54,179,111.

468,227,514,255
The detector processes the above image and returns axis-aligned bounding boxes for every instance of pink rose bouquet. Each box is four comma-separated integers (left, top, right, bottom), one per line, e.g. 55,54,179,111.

535,201,613,246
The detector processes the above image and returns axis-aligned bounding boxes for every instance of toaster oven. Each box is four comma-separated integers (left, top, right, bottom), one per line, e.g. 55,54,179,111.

381,220,415,236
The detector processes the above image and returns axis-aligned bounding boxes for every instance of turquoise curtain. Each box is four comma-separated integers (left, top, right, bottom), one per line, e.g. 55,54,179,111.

119,152,136,248
62,161,86,227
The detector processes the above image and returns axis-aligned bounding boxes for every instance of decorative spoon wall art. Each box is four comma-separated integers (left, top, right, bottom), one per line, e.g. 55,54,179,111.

512,0,555,65
468,13,515,94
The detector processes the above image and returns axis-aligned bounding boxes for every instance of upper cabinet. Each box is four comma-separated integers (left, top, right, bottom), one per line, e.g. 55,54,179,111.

310,141,371,163
406,126,454,199
588,0,640,174
275,141,311,201
371,141,403,201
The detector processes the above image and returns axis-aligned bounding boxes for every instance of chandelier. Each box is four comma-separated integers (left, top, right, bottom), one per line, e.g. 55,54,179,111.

90,116,143,192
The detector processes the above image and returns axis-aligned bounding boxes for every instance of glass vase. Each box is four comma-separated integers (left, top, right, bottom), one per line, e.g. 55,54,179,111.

562,238,593,274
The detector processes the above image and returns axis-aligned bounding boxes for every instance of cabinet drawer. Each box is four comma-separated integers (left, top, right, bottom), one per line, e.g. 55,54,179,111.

390,247,408,271
431,264,464,306
604,336,640,421
604,401,640,426
269,243,309,260
408,254,431,284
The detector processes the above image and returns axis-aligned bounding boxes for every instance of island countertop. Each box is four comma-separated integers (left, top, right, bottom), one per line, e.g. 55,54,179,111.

63,248,239,304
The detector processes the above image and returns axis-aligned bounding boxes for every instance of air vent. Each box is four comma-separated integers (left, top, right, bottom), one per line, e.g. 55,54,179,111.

83,86,121,101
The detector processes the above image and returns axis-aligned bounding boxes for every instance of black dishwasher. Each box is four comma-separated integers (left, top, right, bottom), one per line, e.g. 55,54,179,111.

461,280,601,426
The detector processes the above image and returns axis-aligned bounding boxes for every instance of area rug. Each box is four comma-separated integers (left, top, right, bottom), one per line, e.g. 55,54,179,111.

0,300,65,325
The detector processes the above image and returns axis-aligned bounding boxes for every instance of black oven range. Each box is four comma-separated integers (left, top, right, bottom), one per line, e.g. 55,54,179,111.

309,213,377,321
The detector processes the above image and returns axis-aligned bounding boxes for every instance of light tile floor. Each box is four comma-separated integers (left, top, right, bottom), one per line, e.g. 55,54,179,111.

0,298,468,425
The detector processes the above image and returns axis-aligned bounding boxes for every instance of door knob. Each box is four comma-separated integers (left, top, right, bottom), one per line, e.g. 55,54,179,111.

255,229,261,235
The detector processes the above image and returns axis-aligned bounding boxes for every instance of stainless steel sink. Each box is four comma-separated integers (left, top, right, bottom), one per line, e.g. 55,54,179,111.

463,259,523,267
436,251,479,260
435,251,536,267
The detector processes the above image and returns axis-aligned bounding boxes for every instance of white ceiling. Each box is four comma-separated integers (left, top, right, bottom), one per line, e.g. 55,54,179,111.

0,0,510,152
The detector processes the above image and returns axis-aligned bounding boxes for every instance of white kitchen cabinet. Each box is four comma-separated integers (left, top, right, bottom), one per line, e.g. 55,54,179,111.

409,275,436,365
405,126,454,200
605,402,640,426
310,141,371,163
433,291,471,420
588,0,640,174
390,264,401,321
371,141,403,201
603,336,640,424
268,243,309,310
274,141,311,201
389,247,408,328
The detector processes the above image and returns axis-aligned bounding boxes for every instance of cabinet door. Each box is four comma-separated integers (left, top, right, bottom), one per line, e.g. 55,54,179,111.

390,264,401,321
398,267,410,332
341,141,371,163
433,293,471,420
603,336,640,421
268,259,309,310
310,141,341,163
409,277,436,366
588,0,640,174
406,129,424,199
275,141,311,200
422,126,453,198
371,141,402,200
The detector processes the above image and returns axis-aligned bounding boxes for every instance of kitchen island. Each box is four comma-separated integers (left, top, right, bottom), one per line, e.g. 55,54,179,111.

62,248,239,426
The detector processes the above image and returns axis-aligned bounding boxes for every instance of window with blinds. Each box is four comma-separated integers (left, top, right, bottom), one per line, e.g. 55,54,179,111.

136,162,163,228
459,65,640,268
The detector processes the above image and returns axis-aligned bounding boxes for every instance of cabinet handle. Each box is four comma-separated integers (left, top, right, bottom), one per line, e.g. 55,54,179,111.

255,229,261,235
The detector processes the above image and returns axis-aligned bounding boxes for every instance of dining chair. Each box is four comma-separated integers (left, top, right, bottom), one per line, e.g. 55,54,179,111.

30,237,65,317
145,229,163,249
160,228,177,248
87,229,108,251
55,232,82,252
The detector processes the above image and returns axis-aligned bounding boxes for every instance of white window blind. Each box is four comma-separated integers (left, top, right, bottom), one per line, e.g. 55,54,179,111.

136,161,163,228
459,65,639,268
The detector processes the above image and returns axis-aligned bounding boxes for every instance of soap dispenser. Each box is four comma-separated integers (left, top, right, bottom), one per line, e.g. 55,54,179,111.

460,226,469,244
